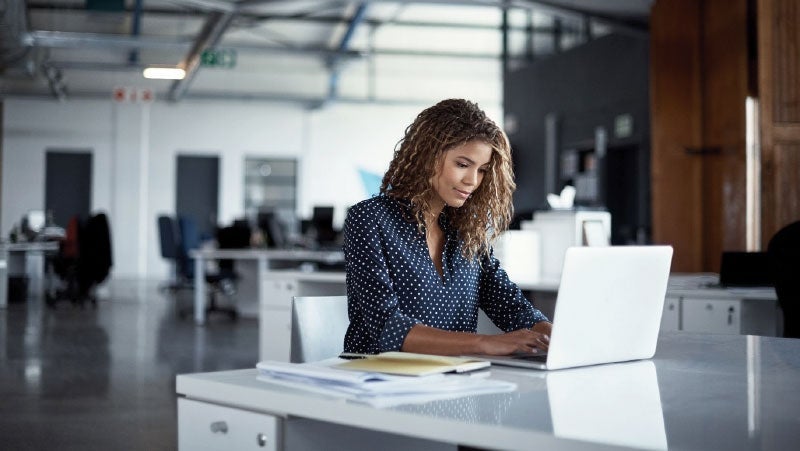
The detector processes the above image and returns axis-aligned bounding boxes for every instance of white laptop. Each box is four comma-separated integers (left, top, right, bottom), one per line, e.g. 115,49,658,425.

470,245,673,370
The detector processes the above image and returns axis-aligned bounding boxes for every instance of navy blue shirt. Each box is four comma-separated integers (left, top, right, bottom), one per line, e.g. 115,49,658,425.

343,194,549,354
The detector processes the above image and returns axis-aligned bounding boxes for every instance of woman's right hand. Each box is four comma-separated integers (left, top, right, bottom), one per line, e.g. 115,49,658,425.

476,328,550,356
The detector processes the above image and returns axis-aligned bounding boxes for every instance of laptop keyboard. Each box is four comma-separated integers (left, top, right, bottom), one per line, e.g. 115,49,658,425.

511,353,548,363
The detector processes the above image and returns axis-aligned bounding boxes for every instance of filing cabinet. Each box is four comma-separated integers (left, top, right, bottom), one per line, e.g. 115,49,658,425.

178,398,281,451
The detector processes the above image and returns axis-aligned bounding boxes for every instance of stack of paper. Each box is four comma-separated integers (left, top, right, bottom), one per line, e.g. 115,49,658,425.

256,359,516,408
336,352,490,376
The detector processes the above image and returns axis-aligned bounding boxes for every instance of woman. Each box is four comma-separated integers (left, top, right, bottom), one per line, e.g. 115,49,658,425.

343,99,552,356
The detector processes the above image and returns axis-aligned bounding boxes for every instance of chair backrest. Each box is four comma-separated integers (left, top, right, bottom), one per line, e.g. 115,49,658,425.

768,220,800,338
215,224,251,274
76,212,113,288
290,296,349,363
177,216,200,279
158,215,180,260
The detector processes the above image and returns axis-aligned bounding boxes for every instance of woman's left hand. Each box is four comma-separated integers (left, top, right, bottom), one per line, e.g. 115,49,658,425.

531,321,552,341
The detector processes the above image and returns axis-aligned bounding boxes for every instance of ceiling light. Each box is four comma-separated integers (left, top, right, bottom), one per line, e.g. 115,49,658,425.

143,67,185,80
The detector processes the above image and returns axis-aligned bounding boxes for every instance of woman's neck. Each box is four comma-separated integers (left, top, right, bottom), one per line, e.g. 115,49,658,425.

424,199,445,229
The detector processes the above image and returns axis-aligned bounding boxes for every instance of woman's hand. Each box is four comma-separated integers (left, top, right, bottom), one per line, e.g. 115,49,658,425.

476,322,552,356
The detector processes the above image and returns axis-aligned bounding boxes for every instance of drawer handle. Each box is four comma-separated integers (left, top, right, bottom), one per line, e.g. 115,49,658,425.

257,433,268,447
210,421,228,434
728,306,735,325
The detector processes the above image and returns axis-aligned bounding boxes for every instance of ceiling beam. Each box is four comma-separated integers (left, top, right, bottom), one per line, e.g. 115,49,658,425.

26,1,642,33
326,3,368,102
168,10,236,102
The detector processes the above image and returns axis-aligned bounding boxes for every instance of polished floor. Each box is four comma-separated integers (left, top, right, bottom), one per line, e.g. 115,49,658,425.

0,280,259,450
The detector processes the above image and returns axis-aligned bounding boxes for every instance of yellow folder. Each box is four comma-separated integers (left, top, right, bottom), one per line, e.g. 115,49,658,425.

336,352,490,377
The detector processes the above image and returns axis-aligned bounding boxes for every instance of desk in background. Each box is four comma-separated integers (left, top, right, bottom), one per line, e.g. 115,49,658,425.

0,241,60,308
520,273,780,337
663,273,779,336
189,249,345,326
176,332,800,451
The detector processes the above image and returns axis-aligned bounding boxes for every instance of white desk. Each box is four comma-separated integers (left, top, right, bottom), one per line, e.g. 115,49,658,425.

662,273,779,336
189,248,344,325
0,241,60,308
176,332,800,451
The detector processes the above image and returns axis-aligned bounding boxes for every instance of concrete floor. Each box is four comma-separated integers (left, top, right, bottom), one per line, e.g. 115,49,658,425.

0,280,258,450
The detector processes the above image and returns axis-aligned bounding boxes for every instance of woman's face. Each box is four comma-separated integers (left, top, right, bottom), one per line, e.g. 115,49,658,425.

430,140,492,209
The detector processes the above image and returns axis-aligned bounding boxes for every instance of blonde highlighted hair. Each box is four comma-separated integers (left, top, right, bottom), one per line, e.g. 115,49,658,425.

380,99,516,261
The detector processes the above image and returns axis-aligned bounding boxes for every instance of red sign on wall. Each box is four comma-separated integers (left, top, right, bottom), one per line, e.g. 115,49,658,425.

111,87,155,104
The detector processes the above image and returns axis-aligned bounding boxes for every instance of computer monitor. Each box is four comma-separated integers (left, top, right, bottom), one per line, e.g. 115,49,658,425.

257,211,286,249
312,206,337,245
719,252,773,287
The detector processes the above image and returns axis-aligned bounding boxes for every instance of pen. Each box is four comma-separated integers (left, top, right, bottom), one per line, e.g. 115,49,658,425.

338,352,371,360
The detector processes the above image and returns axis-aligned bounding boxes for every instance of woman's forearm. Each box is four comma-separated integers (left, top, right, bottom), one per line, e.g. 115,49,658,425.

401,324,484,355
400,322,551,356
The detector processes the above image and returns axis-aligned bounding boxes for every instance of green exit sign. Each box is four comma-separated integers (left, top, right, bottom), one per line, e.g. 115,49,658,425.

201,49,237,68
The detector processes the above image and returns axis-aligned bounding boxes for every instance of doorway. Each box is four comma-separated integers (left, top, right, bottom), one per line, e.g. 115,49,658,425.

176,154,219,240
45,150,92,227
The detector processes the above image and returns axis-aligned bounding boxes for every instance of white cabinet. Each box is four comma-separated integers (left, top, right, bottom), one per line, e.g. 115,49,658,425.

660,297,681,331
259,278,297,362
681,298,741,334
178,398,281,451
259,274,347,362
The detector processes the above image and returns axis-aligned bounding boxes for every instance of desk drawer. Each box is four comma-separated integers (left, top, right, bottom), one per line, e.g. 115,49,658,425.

178,398,281,451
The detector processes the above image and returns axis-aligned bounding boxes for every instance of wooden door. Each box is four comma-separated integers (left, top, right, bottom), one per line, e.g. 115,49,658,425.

758,0,800,244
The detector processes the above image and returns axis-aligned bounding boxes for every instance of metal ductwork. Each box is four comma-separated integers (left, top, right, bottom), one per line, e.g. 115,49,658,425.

0,0,32,73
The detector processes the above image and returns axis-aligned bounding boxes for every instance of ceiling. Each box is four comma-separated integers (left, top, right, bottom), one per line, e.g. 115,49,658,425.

0,0,653,105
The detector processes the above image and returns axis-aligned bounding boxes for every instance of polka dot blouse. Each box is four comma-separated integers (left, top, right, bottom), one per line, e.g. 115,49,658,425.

343,194,549,354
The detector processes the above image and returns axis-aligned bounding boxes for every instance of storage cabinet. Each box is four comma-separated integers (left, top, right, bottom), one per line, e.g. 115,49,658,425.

178,398,281,451
660,297,681,332
681,298,741,334
259,274,346,362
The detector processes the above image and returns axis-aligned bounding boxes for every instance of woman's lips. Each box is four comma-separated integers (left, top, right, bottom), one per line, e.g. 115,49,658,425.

454,189,471,199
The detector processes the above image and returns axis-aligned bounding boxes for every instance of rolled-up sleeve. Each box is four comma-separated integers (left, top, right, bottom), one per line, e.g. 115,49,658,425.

477,247,549,332
343,204,421,353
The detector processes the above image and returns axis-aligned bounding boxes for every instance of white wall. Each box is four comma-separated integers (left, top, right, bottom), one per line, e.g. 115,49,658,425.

2,96,502,279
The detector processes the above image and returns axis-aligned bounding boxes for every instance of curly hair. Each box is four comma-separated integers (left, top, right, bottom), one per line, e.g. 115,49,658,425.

380,98,516,261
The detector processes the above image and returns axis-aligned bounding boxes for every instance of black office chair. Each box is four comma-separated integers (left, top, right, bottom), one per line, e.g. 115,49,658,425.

157,215,187,292
47,212,113,308
205,224,251,319
768,220,800,338
175,216,243,320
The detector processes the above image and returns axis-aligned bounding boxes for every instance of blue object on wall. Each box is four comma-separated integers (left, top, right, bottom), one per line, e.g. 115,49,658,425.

358,168,382,197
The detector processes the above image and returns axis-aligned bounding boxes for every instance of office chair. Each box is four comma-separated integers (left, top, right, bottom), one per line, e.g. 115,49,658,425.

47,212,113,308
175,216,241,320
157,215,186,292
767,220,800,338
290,296,350,363
205,224,251,319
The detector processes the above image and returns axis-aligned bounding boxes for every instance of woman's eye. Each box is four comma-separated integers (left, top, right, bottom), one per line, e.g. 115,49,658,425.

479,167,489,173
457,162,468,168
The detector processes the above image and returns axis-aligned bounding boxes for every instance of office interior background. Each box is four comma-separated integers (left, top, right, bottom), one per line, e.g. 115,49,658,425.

1,0,800,449
3,0,799,279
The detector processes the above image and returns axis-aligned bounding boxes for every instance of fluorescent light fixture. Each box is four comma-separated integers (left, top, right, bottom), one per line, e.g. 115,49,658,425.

143,67,185,80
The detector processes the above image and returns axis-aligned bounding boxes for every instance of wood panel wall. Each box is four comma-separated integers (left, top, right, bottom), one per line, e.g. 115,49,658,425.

758,0,800,244
650,0,705,272
650,0,749,272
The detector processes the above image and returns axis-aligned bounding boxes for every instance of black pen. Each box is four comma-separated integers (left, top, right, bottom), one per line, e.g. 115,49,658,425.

338,353,371,360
